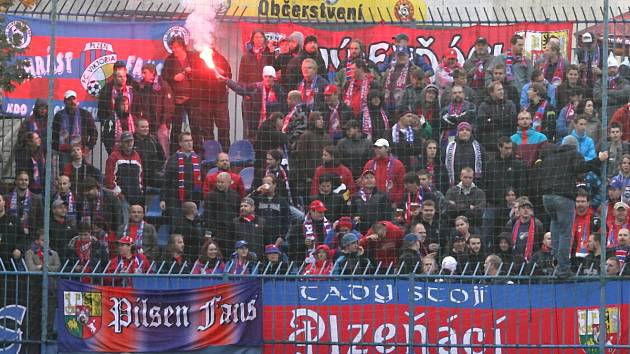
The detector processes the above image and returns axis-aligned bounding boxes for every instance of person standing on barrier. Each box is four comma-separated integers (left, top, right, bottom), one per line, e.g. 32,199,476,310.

539,136,607,279
332,233,372,275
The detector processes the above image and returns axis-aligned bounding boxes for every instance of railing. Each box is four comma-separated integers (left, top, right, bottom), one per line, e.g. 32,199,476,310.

1,263,629,353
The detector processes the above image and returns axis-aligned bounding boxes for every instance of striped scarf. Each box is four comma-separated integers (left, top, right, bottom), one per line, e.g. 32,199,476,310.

445,140,483,185
391,123,414,143
9,190,31,232
512,217,536,261
177,151,201,202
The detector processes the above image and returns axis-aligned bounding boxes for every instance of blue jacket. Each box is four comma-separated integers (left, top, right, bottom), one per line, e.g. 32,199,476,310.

566,130,596,161
511,128,548,145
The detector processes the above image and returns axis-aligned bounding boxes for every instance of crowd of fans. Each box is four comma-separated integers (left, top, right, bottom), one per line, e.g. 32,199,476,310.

2,29,630,279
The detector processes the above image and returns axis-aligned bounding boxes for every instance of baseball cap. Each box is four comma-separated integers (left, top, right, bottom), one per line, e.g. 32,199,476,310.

614,201,629,210
340,232,359,247
120,132,134,142
265,244,282,254
373,138,390,148
324,84,338,96
393,33,409,42
52,199,66,208
403,233,419,247
118,236,134,244
609,180,624,190
582,32,593,43
445,48,458,60
309,200,327,213
64,90,78,99
235,240,249,249
262,66,276,78
335,216,353,231
441,256,458,272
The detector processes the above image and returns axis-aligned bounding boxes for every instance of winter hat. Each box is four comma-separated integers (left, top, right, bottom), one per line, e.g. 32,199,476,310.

288,31,304,47
340,233,359,247
457,121,472,132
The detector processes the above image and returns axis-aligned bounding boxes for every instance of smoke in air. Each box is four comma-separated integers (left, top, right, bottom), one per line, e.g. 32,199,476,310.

181,0,225,52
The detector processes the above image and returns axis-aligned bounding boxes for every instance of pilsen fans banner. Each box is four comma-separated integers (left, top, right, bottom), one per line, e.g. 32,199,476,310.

57,279,262,352
55,279,629,353
1,15,572,117
264,279,630,354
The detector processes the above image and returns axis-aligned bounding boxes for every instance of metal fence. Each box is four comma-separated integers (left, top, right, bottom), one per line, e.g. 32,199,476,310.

1,262,629,353
2,2,630,353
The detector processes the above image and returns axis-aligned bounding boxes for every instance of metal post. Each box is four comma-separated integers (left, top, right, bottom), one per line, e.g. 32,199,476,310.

42,0,58,352
598,0,610,353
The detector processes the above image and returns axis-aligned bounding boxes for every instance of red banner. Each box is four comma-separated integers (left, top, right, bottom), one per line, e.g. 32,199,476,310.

240,22,574,73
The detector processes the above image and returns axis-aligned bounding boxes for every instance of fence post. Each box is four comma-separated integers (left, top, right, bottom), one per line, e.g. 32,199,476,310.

41,0,59,353
407,270,414,353
598,1,610,353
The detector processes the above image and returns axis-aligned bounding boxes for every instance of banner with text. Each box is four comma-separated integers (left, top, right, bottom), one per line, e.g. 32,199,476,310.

240,21,573,74
1,16,572,117
56,279,262,352
229,0,428,22
263,279,629,354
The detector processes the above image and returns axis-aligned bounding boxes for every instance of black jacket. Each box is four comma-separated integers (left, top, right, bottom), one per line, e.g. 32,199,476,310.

52,108,98,152
133,133,165,189
351,189,391,234
537,144,600,200
203,188,241,251
476,97,517,151
484,154,525,206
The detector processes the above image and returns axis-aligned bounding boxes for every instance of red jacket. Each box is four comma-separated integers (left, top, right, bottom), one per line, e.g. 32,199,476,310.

310,164,356,196
610,104,630,142
363,156,406,204
104,149,143,196
359,221,404,266
202,170,246,198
